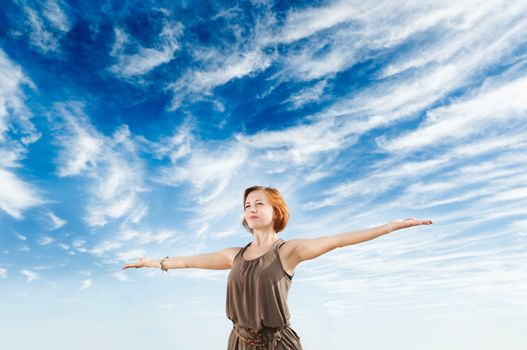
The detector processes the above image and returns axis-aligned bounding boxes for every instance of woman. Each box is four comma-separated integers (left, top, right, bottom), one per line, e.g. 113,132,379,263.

122,185,433,349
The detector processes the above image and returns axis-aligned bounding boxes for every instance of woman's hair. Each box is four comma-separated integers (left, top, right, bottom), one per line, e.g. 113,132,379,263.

241,185,290,234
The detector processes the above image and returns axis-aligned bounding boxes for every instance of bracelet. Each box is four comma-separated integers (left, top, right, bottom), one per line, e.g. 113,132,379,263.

160,256,170,273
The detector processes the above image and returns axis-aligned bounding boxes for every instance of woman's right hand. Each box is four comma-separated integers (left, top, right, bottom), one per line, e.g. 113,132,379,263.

122,257,149,270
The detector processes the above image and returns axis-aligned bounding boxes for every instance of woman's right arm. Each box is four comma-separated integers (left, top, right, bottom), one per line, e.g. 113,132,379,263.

122,247,242,271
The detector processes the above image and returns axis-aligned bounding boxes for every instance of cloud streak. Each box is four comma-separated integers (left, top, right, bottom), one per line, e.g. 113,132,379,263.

0,50,45,219
109,16,183,78
50,102,148,227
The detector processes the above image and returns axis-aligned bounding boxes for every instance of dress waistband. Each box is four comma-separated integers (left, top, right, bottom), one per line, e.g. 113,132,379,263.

231,322,290,349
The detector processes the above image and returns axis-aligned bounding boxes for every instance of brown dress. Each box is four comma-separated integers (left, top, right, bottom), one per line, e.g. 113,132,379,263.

226,238,303,349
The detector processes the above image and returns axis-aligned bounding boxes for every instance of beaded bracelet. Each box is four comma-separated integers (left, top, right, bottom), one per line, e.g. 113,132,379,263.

160,256,170,273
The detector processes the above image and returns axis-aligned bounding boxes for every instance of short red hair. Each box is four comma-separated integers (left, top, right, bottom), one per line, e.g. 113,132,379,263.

241,186,290,234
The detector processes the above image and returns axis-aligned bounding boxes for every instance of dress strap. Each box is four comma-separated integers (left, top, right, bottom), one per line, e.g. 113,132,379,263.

275,239,294,280
235,242,252,260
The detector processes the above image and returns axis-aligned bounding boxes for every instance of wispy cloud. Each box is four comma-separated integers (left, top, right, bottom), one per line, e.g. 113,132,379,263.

284,80,329,110
91,240,123,256
57,243,70,251
42,0,71,33
0,50,45,219
50,102,148,227
80,278,92,290
274,1,358,44
292,220,527,316
18,0,71,53
0,267,7,279
38,236,55,245
18,244,30,252
169,49,272,109
0,168,45,219
72,239,87,253
14,232,27,241
116,249,146,261
109,19,183,78
21,269,40,282
378,73,527,152
45,211,66,230
112,271,130,282
118,228,179,245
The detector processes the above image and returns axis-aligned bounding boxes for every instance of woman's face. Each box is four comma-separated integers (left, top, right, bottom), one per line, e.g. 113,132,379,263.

244,190,275,231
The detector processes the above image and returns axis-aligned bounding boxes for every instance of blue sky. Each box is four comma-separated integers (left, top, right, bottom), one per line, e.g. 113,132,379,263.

1,0,526,349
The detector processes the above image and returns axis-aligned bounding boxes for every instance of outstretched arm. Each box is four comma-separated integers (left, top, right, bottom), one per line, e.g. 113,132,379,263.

122,247,242,271
287,218,433,263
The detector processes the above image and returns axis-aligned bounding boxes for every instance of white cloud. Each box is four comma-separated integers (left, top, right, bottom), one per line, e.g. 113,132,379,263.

118,228,178,245
46,211,66,230
155,141,249,206
0,168,46,220
377,74,527,152
116,249,146,262
0,267,7,279
285,80,329,109
14,232,27,240
143,117,195,162
112,271,130,282
72,238,86,248
53,103,103,177
0,50,44,219
38,236,54,245
21,269,40,282
18,244,30,252
51,102,148,227
109,20,183,78
234,118,351,166
275,1,358,44
169,49,272,109
0,50,34,141
289,219,527,316
20,0,71,53
91,240,122,256
194,51,271,90
42,0,71,33
22,5,60,52
80,278,92,290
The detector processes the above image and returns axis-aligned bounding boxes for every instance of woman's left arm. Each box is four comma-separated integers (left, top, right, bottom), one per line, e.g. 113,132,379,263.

290,218,433,263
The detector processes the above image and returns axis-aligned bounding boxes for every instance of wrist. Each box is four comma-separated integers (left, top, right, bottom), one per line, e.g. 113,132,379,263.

144,259,159,268
384,222,397,234
160,256,170,272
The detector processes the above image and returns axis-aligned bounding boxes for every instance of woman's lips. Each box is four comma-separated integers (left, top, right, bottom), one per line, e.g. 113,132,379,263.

249,216,259,219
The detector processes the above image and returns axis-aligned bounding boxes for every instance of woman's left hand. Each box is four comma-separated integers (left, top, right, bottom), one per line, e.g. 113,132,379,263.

388,217,433,232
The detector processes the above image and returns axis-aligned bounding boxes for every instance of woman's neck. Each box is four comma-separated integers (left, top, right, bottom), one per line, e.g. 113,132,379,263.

252,230,279,246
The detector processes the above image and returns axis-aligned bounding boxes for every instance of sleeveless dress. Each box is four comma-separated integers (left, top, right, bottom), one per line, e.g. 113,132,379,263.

226,238,303,349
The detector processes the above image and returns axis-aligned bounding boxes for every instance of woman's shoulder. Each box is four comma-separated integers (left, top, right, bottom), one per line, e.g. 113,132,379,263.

277,238,305,255
220,246,244,259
